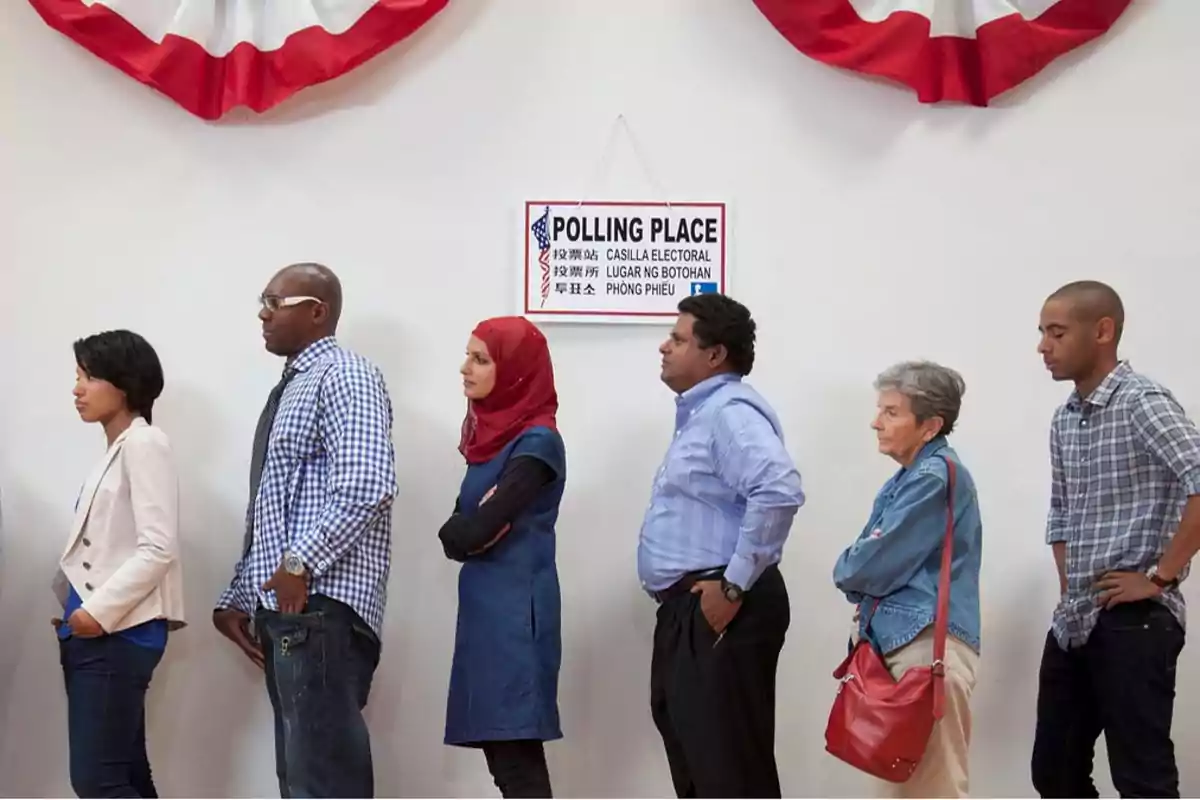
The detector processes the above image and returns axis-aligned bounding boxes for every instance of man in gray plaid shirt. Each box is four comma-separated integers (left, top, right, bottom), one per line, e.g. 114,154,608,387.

1032,280,1200,798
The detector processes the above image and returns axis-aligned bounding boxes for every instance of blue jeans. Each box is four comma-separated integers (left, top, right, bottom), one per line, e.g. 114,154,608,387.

60,635,163,798
256,595,381,798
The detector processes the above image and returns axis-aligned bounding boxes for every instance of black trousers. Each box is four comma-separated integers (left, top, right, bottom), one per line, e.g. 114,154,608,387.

1031,600,1185,799
649,565,790,798
481,740,552,798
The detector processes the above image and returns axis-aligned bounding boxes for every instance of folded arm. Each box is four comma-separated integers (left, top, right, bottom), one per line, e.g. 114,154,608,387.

439,456,556,561
833,466,948,600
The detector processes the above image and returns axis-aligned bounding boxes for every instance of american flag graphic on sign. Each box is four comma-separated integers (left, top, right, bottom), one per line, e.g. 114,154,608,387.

531,207,552,308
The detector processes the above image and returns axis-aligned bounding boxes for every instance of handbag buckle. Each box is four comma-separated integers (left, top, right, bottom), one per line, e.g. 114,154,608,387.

931,658,945,676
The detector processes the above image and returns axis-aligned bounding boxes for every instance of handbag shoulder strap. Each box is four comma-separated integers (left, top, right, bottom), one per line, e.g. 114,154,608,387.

931,454,958,718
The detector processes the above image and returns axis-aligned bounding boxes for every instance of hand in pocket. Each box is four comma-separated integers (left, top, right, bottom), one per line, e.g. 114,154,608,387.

67,609,105,638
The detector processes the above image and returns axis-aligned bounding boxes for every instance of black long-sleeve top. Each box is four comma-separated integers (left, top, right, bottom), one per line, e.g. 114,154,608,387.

438,456,556,562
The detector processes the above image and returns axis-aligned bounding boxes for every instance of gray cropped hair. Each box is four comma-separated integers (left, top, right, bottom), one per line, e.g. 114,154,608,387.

874,360,967,436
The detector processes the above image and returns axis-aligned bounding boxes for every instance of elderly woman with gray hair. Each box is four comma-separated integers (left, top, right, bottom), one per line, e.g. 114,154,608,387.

833,361,982,799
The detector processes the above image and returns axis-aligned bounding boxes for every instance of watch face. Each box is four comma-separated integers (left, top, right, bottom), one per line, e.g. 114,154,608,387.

285,554,304,575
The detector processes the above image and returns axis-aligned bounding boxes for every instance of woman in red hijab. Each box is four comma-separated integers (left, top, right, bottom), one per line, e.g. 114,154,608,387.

439,316,566,798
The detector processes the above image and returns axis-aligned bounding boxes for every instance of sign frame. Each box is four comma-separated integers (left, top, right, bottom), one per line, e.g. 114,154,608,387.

519,200,728,325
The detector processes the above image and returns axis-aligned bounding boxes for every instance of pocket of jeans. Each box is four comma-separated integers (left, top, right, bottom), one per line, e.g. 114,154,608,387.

350,621,380,667
1100,602,1177,633
1099,607,1184,676
270,613,322,658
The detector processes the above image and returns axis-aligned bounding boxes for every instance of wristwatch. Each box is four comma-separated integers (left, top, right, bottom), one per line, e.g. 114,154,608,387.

721,577,745,603
283,550,307,577
1147,564,1178,590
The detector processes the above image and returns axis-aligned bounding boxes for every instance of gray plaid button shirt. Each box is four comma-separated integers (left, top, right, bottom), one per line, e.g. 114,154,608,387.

1047,361,1200,649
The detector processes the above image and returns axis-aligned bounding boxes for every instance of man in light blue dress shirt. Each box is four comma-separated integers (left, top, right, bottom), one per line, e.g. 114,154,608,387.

639,293,804,799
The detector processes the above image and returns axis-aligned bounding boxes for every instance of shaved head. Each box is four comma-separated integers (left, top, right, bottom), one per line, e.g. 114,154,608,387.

1038,280,1124,389
1047,280,1124,345
275,262,343,329
259,262,344,357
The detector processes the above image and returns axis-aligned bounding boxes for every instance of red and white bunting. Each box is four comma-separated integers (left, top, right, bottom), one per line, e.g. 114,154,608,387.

752,0,1132,105
28,0,449,120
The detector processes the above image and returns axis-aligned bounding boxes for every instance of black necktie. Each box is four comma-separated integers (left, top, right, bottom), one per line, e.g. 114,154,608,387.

243,367,296,556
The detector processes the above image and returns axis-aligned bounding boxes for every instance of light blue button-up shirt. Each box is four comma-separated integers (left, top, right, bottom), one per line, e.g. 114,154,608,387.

637,373,805,593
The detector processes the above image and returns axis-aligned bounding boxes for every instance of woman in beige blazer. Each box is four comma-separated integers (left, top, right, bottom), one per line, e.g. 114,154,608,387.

54,330,185,798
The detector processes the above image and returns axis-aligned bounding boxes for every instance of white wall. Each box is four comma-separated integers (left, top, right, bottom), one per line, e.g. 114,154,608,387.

2,1,1199,796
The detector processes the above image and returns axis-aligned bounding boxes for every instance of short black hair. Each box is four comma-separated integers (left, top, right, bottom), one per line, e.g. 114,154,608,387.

74,330,165,423
677,293,756,376
1048,280,1125,345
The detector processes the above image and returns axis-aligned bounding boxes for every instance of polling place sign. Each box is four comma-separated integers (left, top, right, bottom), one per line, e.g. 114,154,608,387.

521,201,727,324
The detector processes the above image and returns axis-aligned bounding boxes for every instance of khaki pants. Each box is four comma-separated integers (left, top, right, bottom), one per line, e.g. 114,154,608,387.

851,625,979,798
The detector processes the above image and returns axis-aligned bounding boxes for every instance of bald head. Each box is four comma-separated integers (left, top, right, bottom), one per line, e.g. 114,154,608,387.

259,262,345,358
1038,280,1124,387
275,262,343,329
1047,280,1124,345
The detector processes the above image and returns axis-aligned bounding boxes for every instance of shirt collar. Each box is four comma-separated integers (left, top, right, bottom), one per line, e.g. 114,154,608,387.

914,435,948,463
676,372,740,413
1068,360,1131,410
286,336,339,373
893,435,947,479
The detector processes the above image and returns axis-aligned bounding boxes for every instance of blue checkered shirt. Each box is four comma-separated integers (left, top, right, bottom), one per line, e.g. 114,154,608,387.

217,337,397,637
1047,361,1200,649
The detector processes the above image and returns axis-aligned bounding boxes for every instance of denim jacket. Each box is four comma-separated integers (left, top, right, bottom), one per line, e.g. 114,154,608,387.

833,437,982,655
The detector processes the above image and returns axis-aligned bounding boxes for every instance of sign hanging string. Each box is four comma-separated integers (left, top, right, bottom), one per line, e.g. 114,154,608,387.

576,114,673,209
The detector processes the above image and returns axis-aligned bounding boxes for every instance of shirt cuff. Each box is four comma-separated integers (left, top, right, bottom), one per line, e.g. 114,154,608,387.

723,554,761,592
216,582,255,615
1045,528,1068,545
1181,468,1200,498
292,533,336,579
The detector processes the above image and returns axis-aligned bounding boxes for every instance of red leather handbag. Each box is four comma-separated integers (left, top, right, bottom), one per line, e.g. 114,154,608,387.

824,457,957,783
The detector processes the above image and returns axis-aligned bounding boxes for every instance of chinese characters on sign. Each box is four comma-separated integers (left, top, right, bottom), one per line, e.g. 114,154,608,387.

522,201,727,324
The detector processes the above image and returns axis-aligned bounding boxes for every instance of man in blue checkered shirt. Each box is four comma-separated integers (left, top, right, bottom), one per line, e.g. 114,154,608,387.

213,263,396,798
1032,281,1200,799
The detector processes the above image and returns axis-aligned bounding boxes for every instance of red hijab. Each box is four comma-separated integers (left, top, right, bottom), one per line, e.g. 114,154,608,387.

459,316,558,465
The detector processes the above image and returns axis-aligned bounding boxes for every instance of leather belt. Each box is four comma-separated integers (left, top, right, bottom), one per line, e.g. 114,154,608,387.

651,566,725,604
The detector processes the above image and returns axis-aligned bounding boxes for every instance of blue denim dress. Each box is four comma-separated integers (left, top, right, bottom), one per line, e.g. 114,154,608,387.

444,426,566,745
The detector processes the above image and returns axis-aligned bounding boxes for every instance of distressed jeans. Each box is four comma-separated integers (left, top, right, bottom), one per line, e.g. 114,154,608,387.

256,594,381,798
